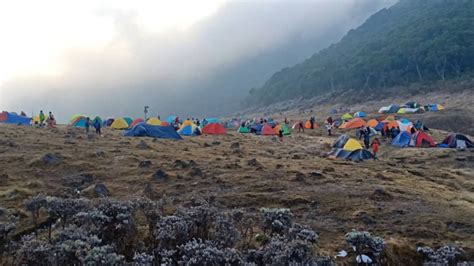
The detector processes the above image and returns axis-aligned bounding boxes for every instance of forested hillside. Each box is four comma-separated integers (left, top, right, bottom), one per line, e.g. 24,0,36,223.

247,0,474,105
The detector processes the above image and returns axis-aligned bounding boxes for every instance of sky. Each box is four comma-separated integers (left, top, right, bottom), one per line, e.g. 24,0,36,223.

0,0,395,122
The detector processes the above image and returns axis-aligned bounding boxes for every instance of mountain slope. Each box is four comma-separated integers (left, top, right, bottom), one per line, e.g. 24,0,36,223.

248,0,474,106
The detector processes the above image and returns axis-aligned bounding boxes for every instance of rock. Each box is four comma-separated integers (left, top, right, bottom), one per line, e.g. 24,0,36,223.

455,157,466,161
276,164,284,169
190,167,203,177
0,173,8,184
291,154,304,160
173,160,189,169
293,172,306,182
136,140,150,149
152,169,168,181
42,153,62,165
87,133,97,140
360,213,376,225
203,143,211,147
247,158,263,168
95,149,106,157
309,171,323,177
64,139,76,145
323,166,335,173
188,160,198,167
138,160,152,168
370,188,393,201
230,142,240,149
94,183,109,197
212,141,221,146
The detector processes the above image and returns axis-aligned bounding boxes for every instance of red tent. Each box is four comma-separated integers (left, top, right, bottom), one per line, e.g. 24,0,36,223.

202,123,227,135
261,124,277,135
410,132,436,147
130,118,144,128
160,121,170,126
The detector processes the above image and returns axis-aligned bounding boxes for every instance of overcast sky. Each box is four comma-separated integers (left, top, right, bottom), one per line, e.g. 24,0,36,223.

0,0,395,122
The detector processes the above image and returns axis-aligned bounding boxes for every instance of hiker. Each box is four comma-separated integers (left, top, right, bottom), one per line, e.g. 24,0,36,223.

363,128,370,149
358,127,366,140
284,117,289,125
39,110,45,127
278,128,284,142
298,121,304,132
410,126,416,134
326,116,333,125
310,116,315,129
85,117,91,134
47,112,56,128
20,111,27,116
371,138,380,160
93,117,102,136
325,122,333,136
384,126,391,139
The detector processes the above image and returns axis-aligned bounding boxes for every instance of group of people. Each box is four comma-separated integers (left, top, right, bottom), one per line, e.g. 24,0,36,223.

35,110,56,128
84,117,102,136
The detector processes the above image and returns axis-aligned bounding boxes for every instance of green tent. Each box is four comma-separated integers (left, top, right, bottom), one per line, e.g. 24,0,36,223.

341,113,353,120
238,126,250,133
280,124,291,135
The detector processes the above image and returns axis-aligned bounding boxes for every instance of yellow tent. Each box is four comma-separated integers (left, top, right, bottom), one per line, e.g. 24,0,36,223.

147,117,161,126
343,138,363,151
111,118,129,129
437,104,445,110
397,108,406,114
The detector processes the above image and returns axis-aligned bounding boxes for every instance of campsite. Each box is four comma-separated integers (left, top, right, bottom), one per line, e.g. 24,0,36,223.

1,90,474,264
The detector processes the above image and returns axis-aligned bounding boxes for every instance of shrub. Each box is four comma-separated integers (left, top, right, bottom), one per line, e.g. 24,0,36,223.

16,235,53,265
179,239,243,265
345,230,384,264
260,208,294,235
46,197,91,228
0,208,17,256
417,245,464,264
24,194,47,227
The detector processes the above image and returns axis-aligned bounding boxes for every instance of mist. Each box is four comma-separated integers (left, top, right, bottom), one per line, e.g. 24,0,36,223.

0,0,395,122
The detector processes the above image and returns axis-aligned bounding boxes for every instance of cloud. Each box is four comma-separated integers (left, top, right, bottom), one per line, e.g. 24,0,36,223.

0,0,395,121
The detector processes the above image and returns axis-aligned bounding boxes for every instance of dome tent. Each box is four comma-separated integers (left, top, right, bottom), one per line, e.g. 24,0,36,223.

111,118,129,129
202,123,226,135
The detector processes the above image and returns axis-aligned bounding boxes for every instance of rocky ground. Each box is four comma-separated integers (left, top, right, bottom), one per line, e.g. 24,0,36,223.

0,119,473,263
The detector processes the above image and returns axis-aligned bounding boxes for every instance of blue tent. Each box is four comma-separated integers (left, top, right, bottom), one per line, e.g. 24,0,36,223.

166,115,177,124
251,124,263,135
124,124,182,140
354,111,366,118
205,118,220,123
392,132,412,147
374,122,386,131
346,149,374,161
0,112,31,125
178,125,201,136
123,117,133,126
329,148,352,159
388,105,400,113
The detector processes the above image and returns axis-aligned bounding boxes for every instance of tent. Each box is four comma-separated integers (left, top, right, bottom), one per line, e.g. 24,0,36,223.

160,121,170,127
405,101,420,109
378,106,390,113
111,118,129,129
131,118,144,128
397,108,407,114
428,104,445,111
292,123,303,130
124,124,182,140
391,132,412,147
70,114,85,122
178,124,200,136
261,124,277,135
70,116,88,127
328,148,352,159
397,120,413,132
367,119,378,128
384,121,399,130
354,111,366,118
341,113,353,120
340,118,367,130
0,111,31,125
123,117,133,126
333,134,350,148
182,120,193,126
441,133,473,148
343,138,363,151
104,118,114,127
205,118,220,124
238,126,250,133
385,115,396,121
33,114,49,124
387,105,400,113
202,123,227,135
346,149,374,161
147,118,162,126
273,124,290,135
409,132,436,147
93,116,103,125
251,124,263,134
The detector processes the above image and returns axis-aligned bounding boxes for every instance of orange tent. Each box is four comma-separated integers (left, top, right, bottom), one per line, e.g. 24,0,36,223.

262,124,277,135
367,119,378,128
339,118,367,129
160,121,170,126
383,121,399,130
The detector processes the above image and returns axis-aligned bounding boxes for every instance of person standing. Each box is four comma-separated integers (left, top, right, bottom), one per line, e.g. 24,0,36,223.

371,138,380,160
85,117,91,134
325,122,333,136
39,110,45,127
298,121,304,132
310,116,315,129
363,129,370,149
278,128,284,142
93,117,102,136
